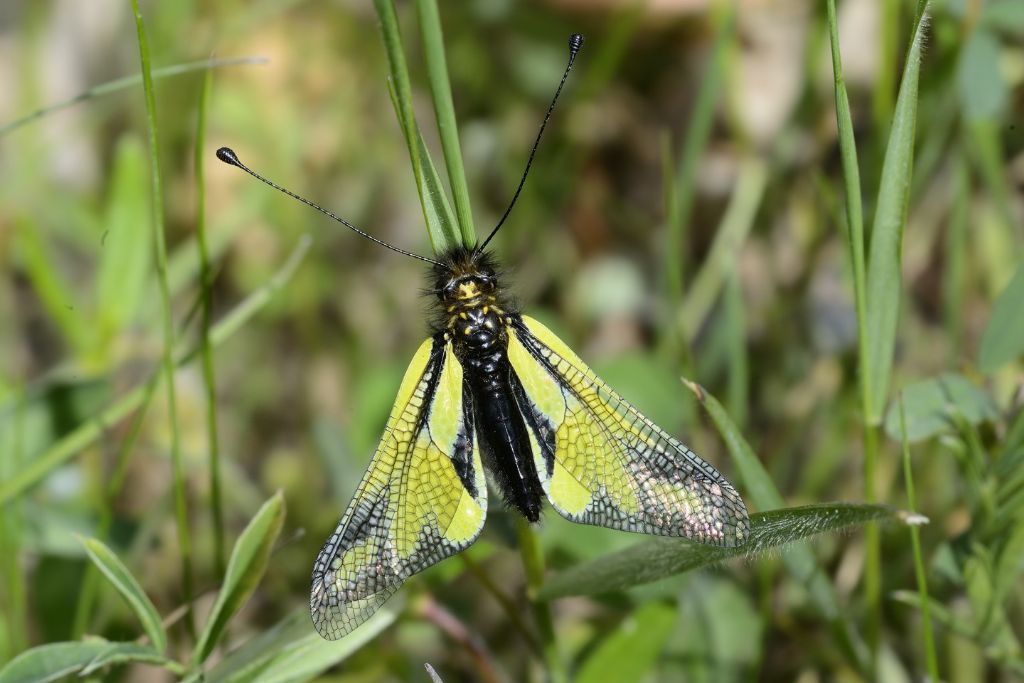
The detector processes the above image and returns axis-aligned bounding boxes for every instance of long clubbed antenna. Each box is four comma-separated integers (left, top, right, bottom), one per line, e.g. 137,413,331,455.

216,147,443,266
480,33,584,250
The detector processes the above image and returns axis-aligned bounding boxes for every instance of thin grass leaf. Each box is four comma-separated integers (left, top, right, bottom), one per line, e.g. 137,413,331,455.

95,135,151,352
0,640,173,683
184,604,398,683
680,157,766,341
863,7,929,424
80,643,184,676
415,0,475,247
541,503,904,599
13,218,90,354
0,236,312,505
193,491,286,666
575,602,677,683
195,60,226,577
79,537,166,653
386,81,460,250
515,518,568,683
130,0,194,627
826,0,868,401
683,379,871,674
0,56,267,137
374,0,459,252
978,265,1024,372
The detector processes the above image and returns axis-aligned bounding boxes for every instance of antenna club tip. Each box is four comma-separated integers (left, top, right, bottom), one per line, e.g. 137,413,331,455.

569,33,584,52
216,147,241,167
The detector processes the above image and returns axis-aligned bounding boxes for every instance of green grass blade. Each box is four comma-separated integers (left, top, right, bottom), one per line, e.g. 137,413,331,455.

374,0,459,253
415,0,475,247
825,0,868,404
385,81,460,251
0,56,267,137
0,236,312,506
193,492,286,666
95,135,151,355
978,264,1024,373
683,379,871,674
184,605,399,683
898,399,940,682
195,61,226,577
130,0,193,628
80,537,167,653
80,644,184,677
515,518,567,683
540,503,904,599
680,157,766,341
863,7,929,423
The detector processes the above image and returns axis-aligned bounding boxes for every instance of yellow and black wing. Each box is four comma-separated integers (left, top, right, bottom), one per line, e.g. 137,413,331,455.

507,315,749,547
311,336,487,640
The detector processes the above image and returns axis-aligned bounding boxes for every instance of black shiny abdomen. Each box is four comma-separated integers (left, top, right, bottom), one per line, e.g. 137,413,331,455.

452,306,543,522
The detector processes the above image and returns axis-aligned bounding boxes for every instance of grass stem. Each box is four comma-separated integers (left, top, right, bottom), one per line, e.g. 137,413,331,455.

195,63,226,578
130,0,193,634
898,398,940,682
514,519,566,683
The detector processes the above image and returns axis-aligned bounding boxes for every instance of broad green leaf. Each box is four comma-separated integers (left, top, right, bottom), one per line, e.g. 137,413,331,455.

193,491,286,665
80,537,167,652
575,602,677,683
958,28,1008,121
864,9,929,423
96,135,151,349
186,604,399,683
883,374,998,442
978,264,1024,372
0,640,180,682
540,503,903,598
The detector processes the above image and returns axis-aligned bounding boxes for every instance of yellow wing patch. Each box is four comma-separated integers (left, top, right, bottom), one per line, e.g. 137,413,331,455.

311,337,486,640
508,315,749,547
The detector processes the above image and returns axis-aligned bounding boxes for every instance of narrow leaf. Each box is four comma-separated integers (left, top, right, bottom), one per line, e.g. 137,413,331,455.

541,503,905,598
0,640,180,682
374,0,459,253
684,379,871,674
883,373,998,442
415,0,476,246
96,135,151,350
80,537,167,653
192,491,286,665
863,9,930,423
186,604,398,683
80,643,183,676
978,265,1024,372
575,602,677,683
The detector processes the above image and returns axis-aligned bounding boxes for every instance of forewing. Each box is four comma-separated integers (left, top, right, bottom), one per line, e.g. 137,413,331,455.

311,337,487,639
507,315,749,547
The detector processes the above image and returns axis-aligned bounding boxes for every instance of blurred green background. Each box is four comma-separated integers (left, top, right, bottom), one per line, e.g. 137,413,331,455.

1,0,1023,681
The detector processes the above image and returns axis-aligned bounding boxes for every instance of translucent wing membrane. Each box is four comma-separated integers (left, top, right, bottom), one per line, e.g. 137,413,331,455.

311,337,487,639
507,315,749,546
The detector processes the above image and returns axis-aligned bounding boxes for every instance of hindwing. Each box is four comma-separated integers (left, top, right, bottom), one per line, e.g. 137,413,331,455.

507,315,749,547
310,336,487,640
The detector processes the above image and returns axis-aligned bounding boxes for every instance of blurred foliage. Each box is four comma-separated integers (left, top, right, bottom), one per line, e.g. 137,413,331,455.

1,0,1023,681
